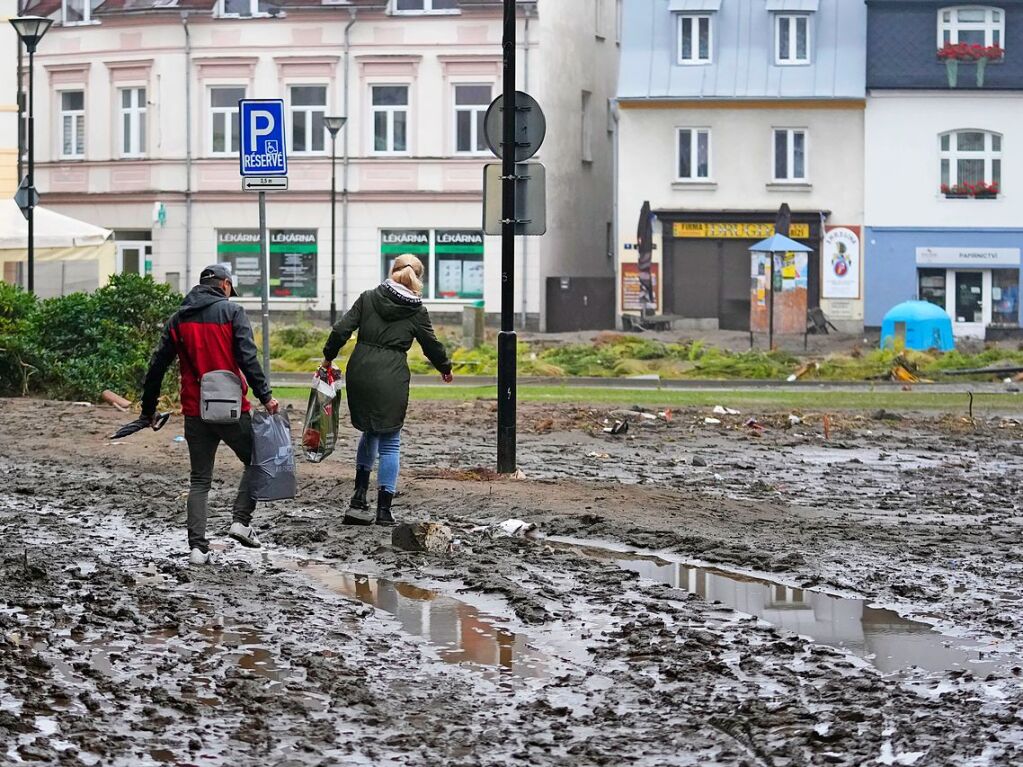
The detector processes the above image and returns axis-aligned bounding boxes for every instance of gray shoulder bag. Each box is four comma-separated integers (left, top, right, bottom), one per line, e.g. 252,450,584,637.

178,339,243,424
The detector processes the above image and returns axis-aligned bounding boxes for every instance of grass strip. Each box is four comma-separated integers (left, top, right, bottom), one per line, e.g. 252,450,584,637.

271,385,1021,414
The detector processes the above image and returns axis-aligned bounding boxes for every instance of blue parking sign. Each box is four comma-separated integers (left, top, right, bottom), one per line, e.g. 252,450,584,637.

239,99,287,176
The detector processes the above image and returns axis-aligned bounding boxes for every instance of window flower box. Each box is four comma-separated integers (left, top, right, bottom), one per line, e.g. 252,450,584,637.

937,43,1004,86
940,182,1000,199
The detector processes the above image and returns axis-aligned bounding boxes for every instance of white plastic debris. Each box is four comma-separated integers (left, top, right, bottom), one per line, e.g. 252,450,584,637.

496,519,539,538
704,417,722,425
711,405,741,415
788,415,802,425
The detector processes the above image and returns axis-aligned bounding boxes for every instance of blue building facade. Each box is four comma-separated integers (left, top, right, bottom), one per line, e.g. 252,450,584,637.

864,0,1023,339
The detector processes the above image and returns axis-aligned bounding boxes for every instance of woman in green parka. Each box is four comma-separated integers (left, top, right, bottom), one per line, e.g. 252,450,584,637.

322,254,453,526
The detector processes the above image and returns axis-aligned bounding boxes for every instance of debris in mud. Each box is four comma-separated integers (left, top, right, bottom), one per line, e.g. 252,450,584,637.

872,409,906,422
392,522,454,553
473,519,540,540
602,419,629,435
712,405,741,416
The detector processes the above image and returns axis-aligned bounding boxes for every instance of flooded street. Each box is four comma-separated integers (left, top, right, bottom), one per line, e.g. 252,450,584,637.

1,397,1022,765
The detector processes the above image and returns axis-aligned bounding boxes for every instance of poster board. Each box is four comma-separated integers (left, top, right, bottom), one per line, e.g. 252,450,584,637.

822,226,861,300
621,263,659,312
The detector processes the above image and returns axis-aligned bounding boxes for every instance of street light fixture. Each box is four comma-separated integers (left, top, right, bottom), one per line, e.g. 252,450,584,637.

324,116,347,326
10,16,54,295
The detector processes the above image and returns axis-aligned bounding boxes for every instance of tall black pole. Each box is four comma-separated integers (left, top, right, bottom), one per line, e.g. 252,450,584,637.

768,253,775,351
330,132,338,326
27,46,35,295
497,0,517,474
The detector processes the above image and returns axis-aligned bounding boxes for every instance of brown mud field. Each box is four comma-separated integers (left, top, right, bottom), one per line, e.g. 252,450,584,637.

2,396,1022,766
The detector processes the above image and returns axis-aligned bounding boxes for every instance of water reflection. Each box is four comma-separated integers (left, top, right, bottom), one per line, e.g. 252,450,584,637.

555,539,1015,675
284,560,548,680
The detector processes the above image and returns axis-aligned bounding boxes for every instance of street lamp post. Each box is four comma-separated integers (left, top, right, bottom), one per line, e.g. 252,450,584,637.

9,16,53,295
324,116,347,326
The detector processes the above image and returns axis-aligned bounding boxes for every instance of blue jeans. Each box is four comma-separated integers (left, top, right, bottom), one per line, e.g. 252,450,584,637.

356,430,401,494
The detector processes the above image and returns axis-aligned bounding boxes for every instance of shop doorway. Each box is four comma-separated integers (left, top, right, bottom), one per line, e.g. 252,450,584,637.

948,270,988,339
113,231,152,277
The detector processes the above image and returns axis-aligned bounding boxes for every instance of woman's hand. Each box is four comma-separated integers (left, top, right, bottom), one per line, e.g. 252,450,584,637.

442,372,454,384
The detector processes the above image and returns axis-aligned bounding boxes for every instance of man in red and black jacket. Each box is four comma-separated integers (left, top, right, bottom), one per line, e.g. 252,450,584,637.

141,264,279,565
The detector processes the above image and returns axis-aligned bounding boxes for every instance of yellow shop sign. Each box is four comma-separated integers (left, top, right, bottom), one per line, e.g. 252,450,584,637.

672,222,810,239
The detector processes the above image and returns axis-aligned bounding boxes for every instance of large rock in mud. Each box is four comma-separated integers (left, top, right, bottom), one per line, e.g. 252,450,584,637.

391,522,453,554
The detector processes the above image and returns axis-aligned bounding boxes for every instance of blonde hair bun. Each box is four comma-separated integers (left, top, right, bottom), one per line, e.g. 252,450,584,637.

390,254,425,296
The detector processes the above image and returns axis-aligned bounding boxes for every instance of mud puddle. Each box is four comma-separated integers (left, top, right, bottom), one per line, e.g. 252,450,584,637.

275,556,552,681
550,536,1021,675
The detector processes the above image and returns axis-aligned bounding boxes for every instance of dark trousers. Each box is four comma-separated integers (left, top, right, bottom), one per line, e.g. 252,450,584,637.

184,413,256,552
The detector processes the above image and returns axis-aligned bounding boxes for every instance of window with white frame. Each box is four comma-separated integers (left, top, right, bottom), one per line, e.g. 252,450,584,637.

677,14,713,64
454,84,491,154
62,0,101,25
775,14,810,65
218,0,274,17
773,128,807,182
60,91,85,158
939,6,1004,47
676,128,710,181
392,0,458,13
289,86,327,154
940,130,1001,193
210,86,244,155
119,87,146,157
372,85,409,154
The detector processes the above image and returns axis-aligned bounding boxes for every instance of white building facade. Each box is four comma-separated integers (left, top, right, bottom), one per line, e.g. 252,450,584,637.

19,0,618,330
616,0,867,333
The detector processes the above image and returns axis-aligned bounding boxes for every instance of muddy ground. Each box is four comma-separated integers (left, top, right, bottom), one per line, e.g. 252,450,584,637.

1,395,1022,766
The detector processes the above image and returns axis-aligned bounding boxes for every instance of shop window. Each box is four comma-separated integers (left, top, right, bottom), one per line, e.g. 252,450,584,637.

210,86,245,155
372,85,409,154
918,268,947,309
454,84,491,154
216,230,318,299
940,130,1001,197
772,128,807,182
676,128,710,181
677,14,713,65
120,87,146,158
939,6,1003,48
992,269,1019,325
381,230,431,298
289,86,327,154
435,230,484,299
59,90,86,159
775,15,810,65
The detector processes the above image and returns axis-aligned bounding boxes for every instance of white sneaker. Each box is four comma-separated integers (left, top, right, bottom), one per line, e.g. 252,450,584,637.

228,522,261,549
189,548,217,566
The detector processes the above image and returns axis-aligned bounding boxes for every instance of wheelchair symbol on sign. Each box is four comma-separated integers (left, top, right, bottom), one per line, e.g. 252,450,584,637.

265,140,279,154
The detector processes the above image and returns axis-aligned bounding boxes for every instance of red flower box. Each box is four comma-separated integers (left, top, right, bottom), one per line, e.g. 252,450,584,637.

941,181,1000,198
937,42,1004,61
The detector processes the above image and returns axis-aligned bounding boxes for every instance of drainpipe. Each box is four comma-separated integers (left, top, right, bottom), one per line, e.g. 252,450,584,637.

611,98,621,330
520,3,531,329
182,12,193,288
341,10,357,312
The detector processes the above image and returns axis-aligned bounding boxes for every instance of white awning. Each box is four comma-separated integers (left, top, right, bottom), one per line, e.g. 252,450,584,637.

0,199,112,251
668,0,723,12
765,0,820,12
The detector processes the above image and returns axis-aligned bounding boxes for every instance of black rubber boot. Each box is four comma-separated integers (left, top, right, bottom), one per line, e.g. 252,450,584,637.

349,468,370,510
375,489,396,527
343,469,374,525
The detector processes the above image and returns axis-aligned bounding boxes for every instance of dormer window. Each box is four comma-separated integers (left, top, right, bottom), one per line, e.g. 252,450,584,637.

218,0,274,18
939,6,1004,48
670,1,720,65
775,15,811,65
392,0,459,13
63,0,101,25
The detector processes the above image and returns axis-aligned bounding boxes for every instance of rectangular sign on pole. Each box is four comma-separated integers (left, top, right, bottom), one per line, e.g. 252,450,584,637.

483,162,546,236
243,177,289,192
239,99,288,177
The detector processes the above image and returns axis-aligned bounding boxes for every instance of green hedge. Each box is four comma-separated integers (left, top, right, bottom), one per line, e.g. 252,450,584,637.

0,275,182,400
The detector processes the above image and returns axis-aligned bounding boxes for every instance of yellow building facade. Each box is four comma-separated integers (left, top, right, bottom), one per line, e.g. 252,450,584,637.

0,0,19,198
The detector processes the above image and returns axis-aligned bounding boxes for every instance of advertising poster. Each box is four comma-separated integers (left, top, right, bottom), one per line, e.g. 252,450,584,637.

621,263,659,311
216,230,318,299
822,226,861,300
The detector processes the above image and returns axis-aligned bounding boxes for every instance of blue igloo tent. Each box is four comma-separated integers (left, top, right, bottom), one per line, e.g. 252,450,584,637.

880,301,954,351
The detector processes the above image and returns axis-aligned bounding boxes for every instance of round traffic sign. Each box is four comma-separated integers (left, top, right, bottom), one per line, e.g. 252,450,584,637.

484,91,546,162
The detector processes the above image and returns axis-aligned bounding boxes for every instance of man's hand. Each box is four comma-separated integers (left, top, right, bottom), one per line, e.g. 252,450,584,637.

321,359,334,371
442,372,454,384
264,398,280,415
